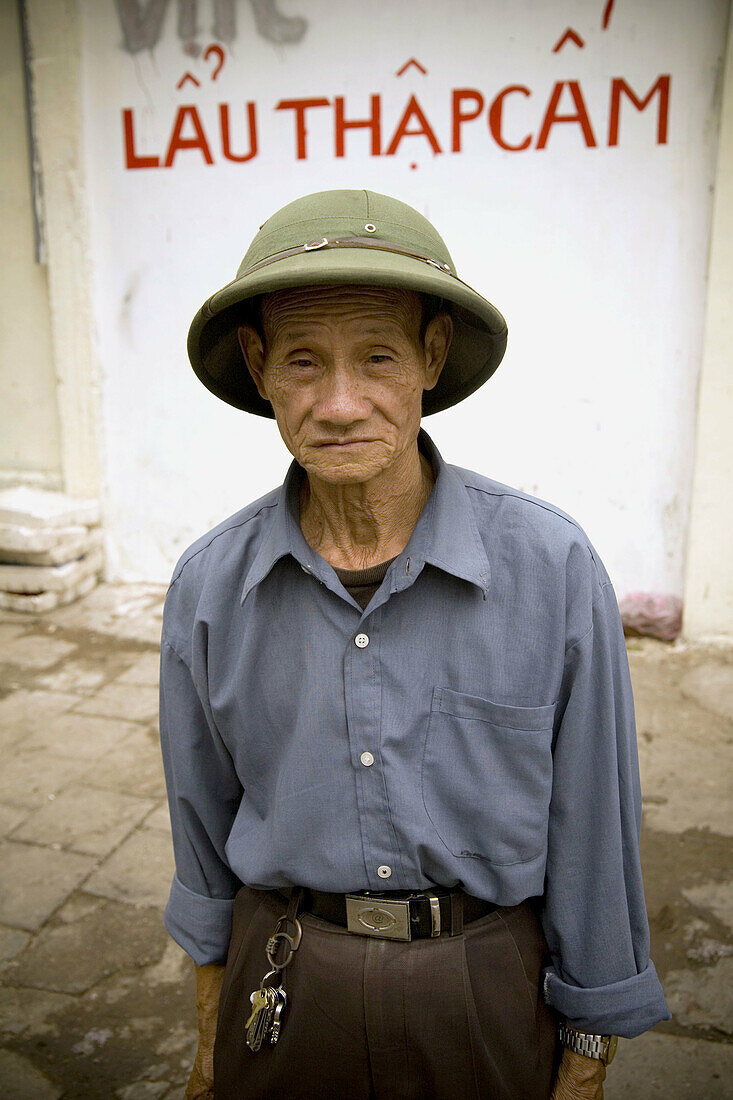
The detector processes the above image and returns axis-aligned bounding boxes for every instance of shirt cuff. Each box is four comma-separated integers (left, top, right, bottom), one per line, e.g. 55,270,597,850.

163,873,236,966
542,959,672,1038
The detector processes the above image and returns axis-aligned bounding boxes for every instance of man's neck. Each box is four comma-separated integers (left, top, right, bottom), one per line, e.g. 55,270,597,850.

299,443,434,571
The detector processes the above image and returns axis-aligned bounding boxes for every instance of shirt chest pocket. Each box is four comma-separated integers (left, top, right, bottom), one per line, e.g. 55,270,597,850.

421,687,556,866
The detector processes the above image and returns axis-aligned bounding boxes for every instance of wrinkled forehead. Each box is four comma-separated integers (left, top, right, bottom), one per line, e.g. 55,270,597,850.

260,284,423,338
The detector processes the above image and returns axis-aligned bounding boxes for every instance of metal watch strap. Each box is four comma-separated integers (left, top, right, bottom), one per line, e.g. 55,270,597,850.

558,1022,618,1065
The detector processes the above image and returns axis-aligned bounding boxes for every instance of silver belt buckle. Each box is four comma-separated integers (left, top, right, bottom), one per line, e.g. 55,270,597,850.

345,894,411,941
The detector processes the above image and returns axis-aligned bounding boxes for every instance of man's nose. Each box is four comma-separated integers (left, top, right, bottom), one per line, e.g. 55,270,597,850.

312,364,370,425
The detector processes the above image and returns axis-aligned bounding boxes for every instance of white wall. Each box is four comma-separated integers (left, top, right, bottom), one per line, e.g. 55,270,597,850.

79,0,729,592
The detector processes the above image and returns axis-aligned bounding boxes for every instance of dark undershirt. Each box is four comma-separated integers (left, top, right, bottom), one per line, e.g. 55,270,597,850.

332,556,398,610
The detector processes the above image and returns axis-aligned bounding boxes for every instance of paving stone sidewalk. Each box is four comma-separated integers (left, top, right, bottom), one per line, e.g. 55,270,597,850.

0,584,731,1098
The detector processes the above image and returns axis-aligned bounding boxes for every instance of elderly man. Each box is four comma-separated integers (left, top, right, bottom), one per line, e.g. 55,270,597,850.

159,189,670,1100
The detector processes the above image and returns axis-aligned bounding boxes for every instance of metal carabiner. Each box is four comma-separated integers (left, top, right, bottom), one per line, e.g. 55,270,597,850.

266,916,303,971
273,913,303,951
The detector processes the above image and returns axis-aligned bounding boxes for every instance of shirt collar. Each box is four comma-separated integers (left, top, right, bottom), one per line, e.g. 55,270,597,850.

240,428,490,605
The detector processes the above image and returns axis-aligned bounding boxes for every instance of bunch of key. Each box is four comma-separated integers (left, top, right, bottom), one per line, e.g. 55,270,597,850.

245,970,287,1050
245,909,302,1052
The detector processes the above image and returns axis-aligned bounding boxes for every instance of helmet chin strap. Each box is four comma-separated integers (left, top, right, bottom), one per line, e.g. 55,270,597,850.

239,236,455,279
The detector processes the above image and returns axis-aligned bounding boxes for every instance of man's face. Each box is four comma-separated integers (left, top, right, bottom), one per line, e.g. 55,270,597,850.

238,285,452,486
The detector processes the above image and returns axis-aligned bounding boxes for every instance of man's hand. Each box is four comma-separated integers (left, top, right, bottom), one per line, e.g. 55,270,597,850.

185,962,226,1100
551,1046,607,1100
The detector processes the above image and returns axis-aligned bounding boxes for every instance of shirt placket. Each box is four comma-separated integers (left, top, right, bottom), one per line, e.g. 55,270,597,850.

343,603,403,889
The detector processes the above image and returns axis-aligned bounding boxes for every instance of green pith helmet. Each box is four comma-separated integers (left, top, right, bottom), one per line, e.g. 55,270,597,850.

187,189,507,416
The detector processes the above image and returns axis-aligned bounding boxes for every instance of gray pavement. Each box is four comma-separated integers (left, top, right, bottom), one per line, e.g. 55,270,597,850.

0,584,731,1098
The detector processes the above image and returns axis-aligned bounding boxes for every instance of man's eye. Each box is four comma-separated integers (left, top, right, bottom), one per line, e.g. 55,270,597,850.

290,358,314,368
368,355,392,364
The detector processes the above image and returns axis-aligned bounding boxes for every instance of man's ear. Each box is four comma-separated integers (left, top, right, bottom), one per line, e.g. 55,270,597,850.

423,312,453,391
237,325,267,400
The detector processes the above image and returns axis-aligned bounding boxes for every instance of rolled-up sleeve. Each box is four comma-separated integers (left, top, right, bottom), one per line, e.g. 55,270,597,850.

159,635,243,965
541,576,671,1038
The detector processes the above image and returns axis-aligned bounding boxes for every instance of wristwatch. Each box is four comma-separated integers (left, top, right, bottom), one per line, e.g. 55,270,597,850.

558,1021,618,1065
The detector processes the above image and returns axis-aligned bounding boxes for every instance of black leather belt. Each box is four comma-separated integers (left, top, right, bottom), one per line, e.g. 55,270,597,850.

290,888,498,941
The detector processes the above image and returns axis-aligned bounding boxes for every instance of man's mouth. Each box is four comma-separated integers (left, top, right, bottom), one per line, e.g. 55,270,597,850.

315,439,374,447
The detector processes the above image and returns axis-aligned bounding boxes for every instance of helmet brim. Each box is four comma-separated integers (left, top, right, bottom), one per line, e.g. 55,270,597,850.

187,245,507,417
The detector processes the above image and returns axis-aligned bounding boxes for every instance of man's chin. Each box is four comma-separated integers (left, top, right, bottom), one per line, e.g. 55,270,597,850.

299,440,392,482
301,452,390,485
308,464,382,486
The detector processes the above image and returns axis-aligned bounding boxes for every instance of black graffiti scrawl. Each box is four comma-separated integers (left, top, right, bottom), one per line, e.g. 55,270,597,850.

114,0,306,54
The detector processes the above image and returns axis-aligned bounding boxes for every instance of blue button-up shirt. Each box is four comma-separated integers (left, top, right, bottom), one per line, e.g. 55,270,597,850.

159,429,670,1038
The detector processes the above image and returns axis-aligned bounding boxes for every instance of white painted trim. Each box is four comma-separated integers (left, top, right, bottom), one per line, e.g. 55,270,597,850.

0,469,63,491
24,0,103,501
683,5,733,639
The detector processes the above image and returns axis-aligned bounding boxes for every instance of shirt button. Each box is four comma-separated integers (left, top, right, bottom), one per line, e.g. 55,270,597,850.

377,865,392,879
360,751,375,767
354,633,369,648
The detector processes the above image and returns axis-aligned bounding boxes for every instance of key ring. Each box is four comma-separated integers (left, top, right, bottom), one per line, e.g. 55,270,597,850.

246,892,304,1053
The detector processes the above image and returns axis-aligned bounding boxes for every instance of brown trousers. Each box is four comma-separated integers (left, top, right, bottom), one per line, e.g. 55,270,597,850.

214,887,559,1099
